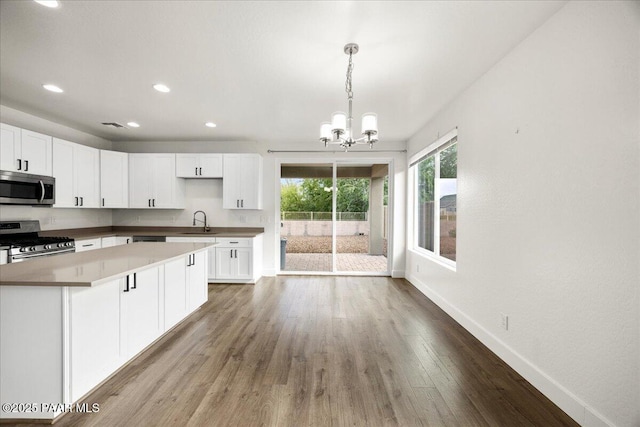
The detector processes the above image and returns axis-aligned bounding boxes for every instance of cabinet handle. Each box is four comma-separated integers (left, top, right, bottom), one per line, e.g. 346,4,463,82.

102,198,105,207
199,167,202,175
241,199,244,208
195,166,198,176
187,254,192,266
82,244,93,247
24,160,29,171
230,249,233,258
126,238,130,244
80,196,84,206
75,197,79,206
17,159,22,170
148,199,151,207
236,200,239,208
230,241,239,244
192,254,196,265
124,276,130,292
152,199,156,207
132,273,137,290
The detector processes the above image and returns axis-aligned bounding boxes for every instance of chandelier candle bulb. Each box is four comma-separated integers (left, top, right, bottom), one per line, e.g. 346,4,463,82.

320,122,332,140
361,113,378,134
331,112,347,134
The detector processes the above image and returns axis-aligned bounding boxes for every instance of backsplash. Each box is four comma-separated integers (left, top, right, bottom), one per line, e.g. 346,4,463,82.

0,205,112,230
112,179,267,228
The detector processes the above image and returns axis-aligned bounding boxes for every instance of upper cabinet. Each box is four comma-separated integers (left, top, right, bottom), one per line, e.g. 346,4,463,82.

52,138,100,208
100,150,128,208
176,153,223,178
129,153,185,209
222,153,262,209
1,124,52,176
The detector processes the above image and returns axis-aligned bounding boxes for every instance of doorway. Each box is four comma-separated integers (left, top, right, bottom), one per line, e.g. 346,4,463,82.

278,161,390,275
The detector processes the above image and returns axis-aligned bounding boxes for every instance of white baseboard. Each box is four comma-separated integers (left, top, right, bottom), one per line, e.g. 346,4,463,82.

262,268,276,277
405,272,615,427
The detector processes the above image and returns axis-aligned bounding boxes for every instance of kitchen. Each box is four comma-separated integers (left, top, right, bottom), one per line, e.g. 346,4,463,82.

1,1,639,426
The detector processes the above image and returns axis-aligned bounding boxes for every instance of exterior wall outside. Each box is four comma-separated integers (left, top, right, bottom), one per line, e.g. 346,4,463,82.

406,2,639,426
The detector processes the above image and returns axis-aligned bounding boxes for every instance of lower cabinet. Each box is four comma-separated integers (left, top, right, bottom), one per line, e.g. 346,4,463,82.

215,246,252,280
75,237,102,252
166,237,216,281
164,251,208,331
0,249,209,421
120,268,163,359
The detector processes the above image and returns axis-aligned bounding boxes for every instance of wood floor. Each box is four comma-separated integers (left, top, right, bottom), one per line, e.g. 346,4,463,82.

51,276,577,426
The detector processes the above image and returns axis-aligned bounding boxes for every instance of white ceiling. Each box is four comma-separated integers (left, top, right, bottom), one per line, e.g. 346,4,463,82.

0,0,566,145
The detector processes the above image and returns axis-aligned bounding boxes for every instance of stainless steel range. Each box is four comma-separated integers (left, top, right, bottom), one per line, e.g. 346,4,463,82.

0,220,75,264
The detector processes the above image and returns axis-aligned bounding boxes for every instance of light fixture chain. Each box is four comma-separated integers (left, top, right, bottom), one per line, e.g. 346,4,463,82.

345,52,354,100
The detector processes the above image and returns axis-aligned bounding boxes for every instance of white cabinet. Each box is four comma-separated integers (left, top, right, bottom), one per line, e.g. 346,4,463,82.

187,251,208,311
129,153,185,208
176,153,223,178
102,236,132,248
0,124,52,176
116,236,132,245
222,153,262,209
164,251,207,331
75,237,102,252
214,238,253,281
69,279,122,402
100,150,128,208
166,236,216,281
120,268,162,358
52,138,100,208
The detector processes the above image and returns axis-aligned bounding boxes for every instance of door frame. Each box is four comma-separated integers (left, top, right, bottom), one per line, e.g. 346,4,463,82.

275,157,394,276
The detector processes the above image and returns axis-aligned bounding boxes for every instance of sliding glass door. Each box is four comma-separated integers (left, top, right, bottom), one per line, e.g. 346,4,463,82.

279,161,389,275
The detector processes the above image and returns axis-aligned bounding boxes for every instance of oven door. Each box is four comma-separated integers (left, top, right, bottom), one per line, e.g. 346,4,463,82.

0,170,55,206
10,248,75,263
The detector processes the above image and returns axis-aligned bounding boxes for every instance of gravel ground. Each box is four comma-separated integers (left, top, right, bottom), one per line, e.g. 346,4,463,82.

283,235,387,255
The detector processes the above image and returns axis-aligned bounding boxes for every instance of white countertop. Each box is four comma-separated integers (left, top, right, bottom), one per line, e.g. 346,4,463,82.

0,242,215,287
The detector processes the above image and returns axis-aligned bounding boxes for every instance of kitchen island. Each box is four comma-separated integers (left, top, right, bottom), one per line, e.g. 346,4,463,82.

0,242,214,422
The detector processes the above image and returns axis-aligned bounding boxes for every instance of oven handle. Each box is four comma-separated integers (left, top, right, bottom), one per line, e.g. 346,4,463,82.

10,248,75,262
39,180,45,203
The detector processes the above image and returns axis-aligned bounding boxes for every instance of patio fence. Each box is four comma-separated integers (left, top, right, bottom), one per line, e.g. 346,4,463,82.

281,211,368,221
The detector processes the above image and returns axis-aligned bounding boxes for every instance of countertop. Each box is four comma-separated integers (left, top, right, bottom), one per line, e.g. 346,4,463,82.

40,226,264,240
0,242,214,287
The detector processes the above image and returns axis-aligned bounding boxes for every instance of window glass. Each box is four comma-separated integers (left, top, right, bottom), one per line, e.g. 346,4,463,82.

416,155,435,252
439,143,457,261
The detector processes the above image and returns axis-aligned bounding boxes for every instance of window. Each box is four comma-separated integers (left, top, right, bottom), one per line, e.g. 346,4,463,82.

411,130,457,265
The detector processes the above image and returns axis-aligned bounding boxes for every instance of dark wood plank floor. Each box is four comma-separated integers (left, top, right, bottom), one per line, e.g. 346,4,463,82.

52,276,577,426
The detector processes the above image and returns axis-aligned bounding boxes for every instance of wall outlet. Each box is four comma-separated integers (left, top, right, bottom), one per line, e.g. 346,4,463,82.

500,313,509,331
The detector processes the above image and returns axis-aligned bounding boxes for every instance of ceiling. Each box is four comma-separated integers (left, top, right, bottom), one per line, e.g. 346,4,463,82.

0,1,566,145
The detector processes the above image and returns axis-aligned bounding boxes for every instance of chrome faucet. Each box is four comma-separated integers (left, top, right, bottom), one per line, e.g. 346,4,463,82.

192,210,209,232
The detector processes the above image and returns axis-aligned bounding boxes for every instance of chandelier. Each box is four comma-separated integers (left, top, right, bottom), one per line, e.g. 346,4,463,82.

320,43,378,150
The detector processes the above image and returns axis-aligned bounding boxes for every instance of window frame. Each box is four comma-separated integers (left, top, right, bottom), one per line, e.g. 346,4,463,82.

409,128,458,269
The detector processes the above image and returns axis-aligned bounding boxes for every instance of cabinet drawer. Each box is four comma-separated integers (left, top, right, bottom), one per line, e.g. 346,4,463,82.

215,237,251,247
75,238,102,252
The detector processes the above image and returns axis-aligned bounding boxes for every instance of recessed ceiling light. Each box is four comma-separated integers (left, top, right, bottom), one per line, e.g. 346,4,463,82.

42,84,63,93
127,122,140,128
205,122,217,128
34,0,59,8
153,83,170,93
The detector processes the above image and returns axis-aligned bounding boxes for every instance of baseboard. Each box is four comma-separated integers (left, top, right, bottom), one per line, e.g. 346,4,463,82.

405,272,615,427
262,268,276,277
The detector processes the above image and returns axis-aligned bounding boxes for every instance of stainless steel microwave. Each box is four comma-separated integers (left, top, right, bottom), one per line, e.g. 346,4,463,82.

0,170,55,206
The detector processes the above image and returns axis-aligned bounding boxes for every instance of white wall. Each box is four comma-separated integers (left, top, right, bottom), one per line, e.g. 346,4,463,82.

0,105,113,230
112,139,408,277
406,2,639,427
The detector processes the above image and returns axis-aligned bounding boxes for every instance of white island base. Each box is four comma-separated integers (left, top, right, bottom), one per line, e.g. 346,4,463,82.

0,243,211,422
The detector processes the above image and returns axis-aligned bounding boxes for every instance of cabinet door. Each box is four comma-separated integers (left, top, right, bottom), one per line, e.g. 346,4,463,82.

74,144,100,208
101,150,129,208
239,155,262,209
222,154,242,208
175,154,198,177
20,129,52,176
101,236,117,248
129,154,153,208
215,248,234,279
207,247,216,281
164,258,187,330
187,251,208,311
75,238,102,252
121,268,162,358
69,280,121,402
0,123,21,172
152,154,178,208
52,138,75,207
199,154,223,178
115,236,132,245
234,247,253,280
